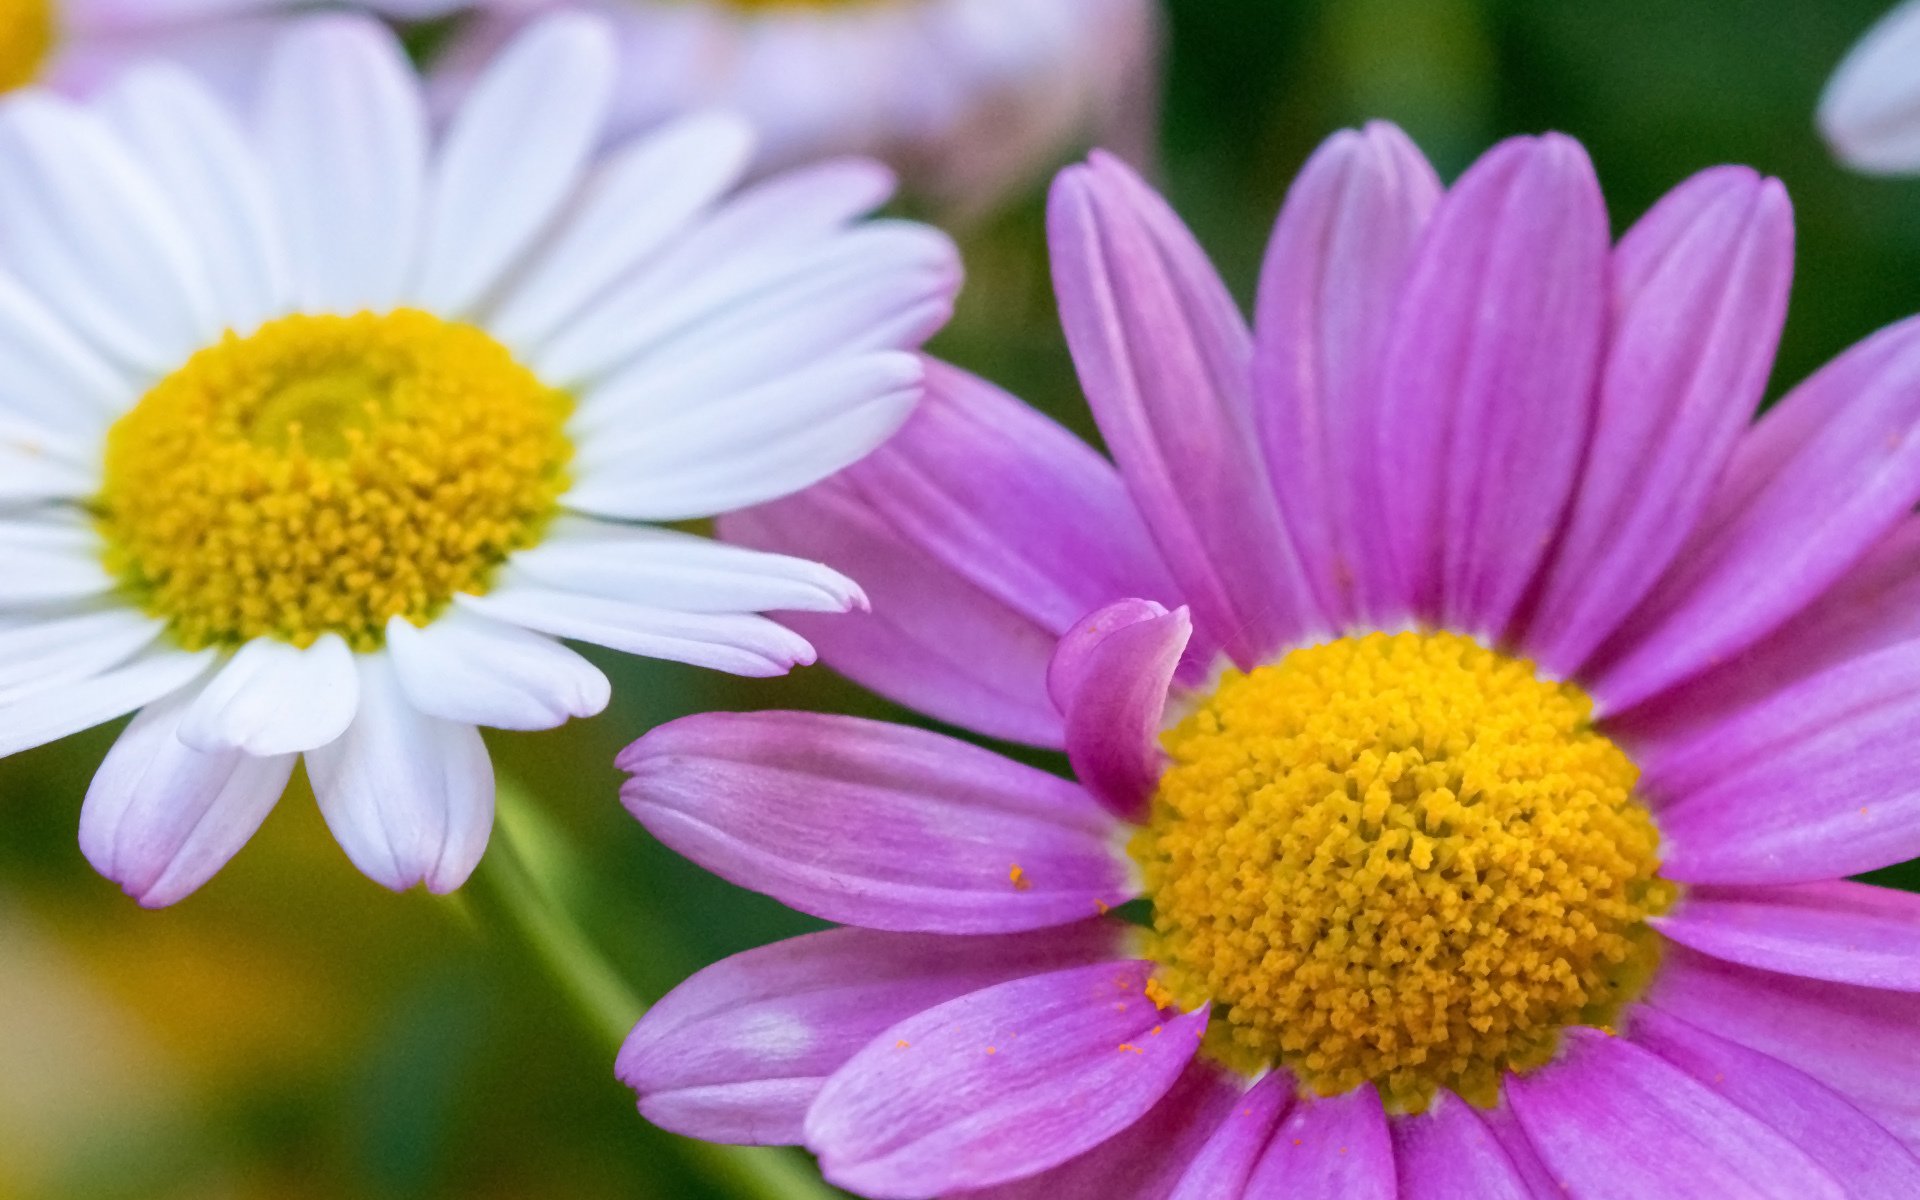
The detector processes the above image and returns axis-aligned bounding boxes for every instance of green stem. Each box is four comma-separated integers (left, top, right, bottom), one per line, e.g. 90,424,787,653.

473,782,839,1200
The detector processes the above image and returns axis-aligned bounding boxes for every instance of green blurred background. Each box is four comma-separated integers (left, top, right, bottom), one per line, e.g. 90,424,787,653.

6,0,1920,1196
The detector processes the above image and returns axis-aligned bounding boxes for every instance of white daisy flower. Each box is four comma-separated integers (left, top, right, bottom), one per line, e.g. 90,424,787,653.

0,11,960,906
1820,0,1920,173
433,0,1163,214
3,1,462,101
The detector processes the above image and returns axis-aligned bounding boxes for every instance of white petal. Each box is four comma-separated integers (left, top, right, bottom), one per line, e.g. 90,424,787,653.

487,111,755,350
0,515,116,605
257,15,428,313
178,633,360,756
0,436,97,503
0,607,166,705
513,516,864,615
535,220,957,386
307,652,494,895
0,95,217,371
78,682,294,909
1821,0,1920,174
386,610,608,731
0,648,213,758
414,12,615,316
565,352,922,520
96,66,292,335
459,584,815,678
0,272,129,443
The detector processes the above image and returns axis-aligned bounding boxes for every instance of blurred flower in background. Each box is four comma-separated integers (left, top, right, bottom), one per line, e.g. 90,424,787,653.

1,0,466,99
1820,0,1920,173
429,0,1162,215
620,127,1920,1196
0,10,957,906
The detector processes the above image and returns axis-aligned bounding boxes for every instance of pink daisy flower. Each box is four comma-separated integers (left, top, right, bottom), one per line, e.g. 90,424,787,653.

617,124,1920,1197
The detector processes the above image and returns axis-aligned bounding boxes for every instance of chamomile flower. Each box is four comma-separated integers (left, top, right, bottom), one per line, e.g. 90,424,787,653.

619,128,1920,1197
0,11,959,906
433,0,1161,213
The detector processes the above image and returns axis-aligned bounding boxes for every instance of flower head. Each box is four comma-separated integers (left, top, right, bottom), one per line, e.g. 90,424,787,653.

0,12,959,905
432,0,1162,213
620,124,1920,1196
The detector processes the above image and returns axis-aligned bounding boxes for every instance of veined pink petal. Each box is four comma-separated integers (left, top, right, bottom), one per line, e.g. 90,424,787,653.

619,922,1125,1147
1505,1027,1845,1198
1588,314,1920,713
952,1060,1245,1200
1050,151,1322,667
1391,1094,1533,1200
1243,1083,1394,1200
1050,600,1191,823
804,961,1206,1198
1642,641,1920,884
1654,881,1920,991
1375,133,1609,640
1165,1070,1294,1200
620,712,1135,934
1647,946,1920,1147
1524,166,1793,676
1610,515,1920,745
1253,120,1440,630
1631,1005,1920,1188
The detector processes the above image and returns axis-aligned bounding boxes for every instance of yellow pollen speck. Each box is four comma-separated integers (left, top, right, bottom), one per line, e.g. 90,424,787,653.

0,0,56,91
96,310,572,651
895,1040,910,1049
1010,864,1031,891
1131,631,1673,1112
1144,977,1175,1011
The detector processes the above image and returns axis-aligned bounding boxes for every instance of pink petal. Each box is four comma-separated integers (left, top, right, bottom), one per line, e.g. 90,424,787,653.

1375,134,1609,638
722,360,1177,748
1647,945,1920,1145
952,1060,1245,1200
1244,1083,1395,1200
1049,151,1322,667
620,712,1135,934
1654,881,1920,990
1505,1027,1844,1198
1611,515,1920,745
1631,1005,1920,1189
1588,314,1920,713
1252,121,1440,629
1051,600,1191,822
619,922,1125,1146
1391,1095,1532,1200
1524,166,1794,676
804,961,1206,1198
1643,641,1920,884
1165,1070,1294,1200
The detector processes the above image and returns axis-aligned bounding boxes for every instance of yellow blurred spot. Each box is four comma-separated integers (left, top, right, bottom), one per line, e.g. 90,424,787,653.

0,0,53,92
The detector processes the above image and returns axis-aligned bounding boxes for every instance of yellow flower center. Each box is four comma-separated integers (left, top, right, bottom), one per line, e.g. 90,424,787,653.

96,310,573,652
0,0,56,92
1132,631,1673,1112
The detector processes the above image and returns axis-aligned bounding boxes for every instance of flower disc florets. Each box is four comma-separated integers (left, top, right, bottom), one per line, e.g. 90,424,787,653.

1132,631,1674,1111
96,310,573,651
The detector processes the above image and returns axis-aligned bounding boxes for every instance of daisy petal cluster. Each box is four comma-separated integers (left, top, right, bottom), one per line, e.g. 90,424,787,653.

619,124,1920,1196
433,0,1162,212
0,12,959,906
